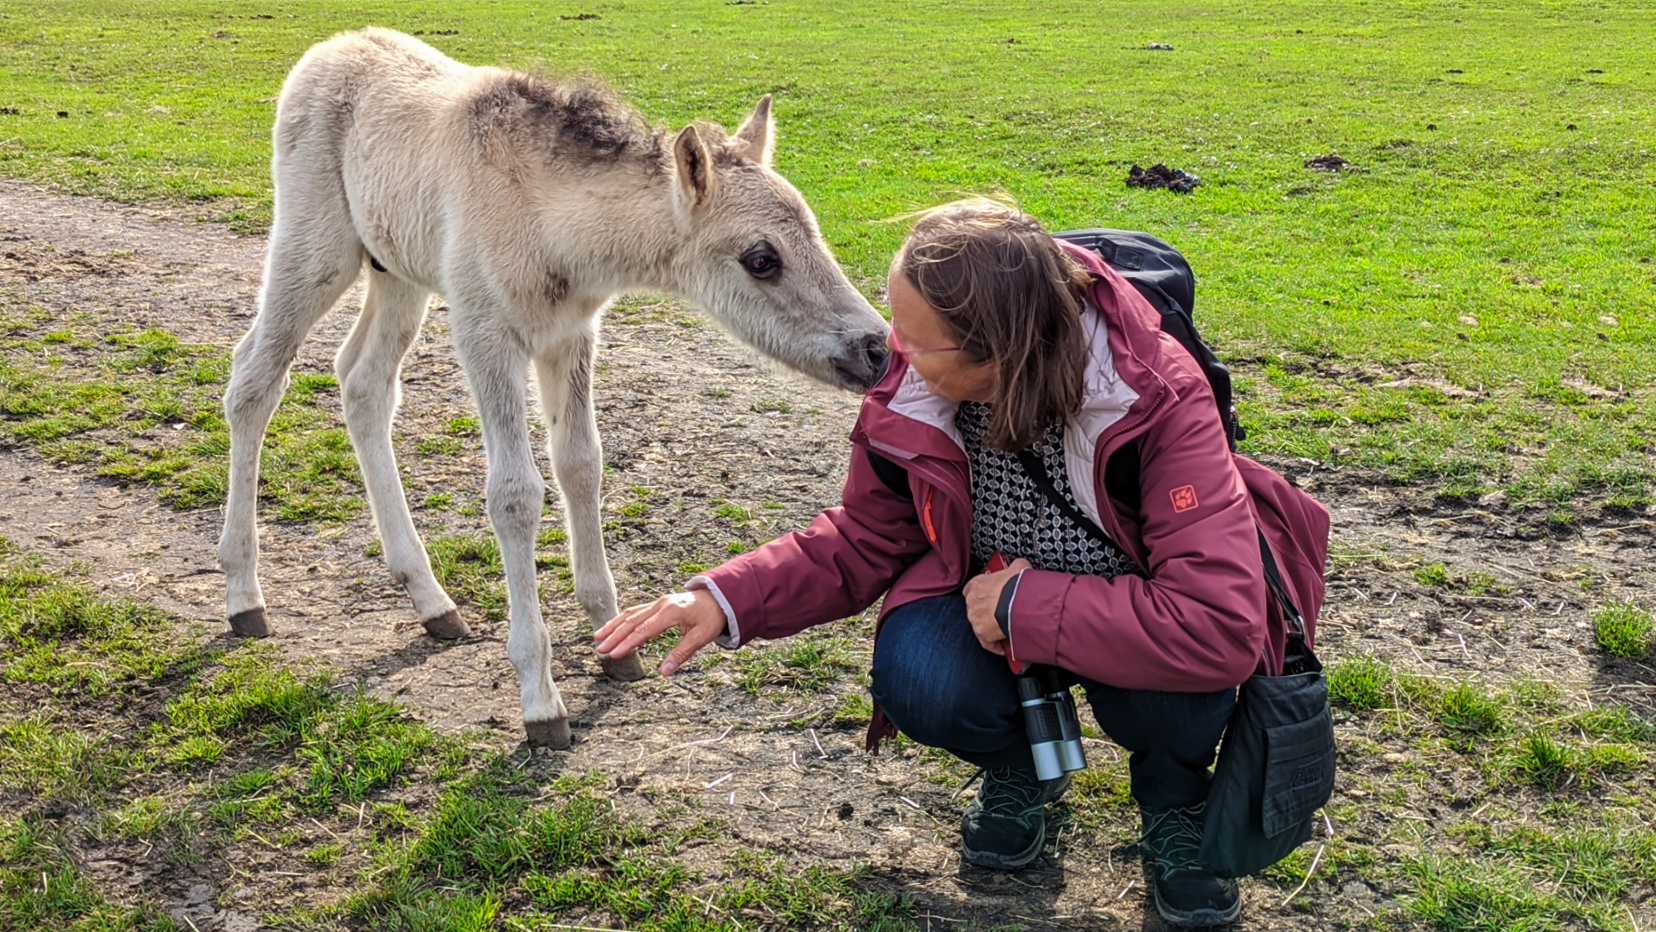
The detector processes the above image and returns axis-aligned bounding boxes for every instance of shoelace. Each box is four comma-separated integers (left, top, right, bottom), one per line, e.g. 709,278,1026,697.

1140,803,1206,872
972,767,1050,821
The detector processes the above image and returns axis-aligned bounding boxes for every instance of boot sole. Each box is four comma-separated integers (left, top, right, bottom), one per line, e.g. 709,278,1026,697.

1151,880,1241,927
962,822,1045,870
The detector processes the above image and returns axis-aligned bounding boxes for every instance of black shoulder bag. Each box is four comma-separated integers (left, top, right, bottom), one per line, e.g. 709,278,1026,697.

1197,533,1335,878
1014,448,1335,878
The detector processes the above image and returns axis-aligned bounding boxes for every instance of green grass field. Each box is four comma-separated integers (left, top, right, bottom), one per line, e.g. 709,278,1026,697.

0,539,916,932
0,0,1651,517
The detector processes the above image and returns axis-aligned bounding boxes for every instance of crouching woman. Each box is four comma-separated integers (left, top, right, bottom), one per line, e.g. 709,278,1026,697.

597,199,1267,927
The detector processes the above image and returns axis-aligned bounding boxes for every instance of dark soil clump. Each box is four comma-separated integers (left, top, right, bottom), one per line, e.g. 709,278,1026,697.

1304,152,1358,172
1126,163,1200,193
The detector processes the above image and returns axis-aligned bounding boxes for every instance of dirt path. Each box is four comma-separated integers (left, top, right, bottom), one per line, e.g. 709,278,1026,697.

3,180,1652,929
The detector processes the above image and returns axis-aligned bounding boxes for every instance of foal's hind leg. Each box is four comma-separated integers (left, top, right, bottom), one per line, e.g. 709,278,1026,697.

534,321,644,681
219,216,362,636
335,271,466,639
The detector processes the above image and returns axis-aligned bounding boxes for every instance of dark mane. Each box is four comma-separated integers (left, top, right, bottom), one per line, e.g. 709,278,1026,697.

468,71,668,168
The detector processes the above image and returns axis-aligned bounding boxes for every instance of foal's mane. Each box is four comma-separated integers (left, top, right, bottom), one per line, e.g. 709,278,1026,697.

470,70,753,173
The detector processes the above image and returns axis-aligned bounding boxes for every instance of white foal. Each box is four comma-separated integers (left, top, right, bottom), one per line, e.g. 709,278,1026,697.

217,28,889,746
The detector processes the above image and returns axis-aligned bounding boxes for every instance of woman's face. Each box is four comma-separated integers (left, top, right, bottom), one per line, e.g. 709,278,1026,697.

886,272,997,403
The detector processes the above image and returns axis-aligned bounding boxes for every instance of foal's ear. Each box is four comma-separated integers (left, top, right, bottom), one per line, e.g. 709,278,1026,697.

735,94,773,166
672,124,716,217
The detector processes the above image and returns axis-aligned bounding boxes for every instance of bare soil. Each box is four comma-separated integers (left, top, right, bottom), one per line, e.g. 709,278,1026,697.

2,180,1653,930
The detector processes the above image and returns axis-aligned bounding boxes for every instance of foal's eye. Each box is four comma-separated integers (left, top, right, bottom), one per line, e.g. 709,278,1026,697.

740,241,782,281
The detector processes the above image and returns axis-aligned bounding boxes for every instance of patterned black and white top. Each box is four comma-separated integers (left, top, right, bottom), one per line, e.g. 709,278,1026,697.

955,401,1143,581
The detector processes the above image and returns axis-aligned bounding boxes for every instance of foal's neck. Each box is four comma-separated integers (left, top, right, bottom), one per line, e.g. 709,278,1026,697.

531,161,708,300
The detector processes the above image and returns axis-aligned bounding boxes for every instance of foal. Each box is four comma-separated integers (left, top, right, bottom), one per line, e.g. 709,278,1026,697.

218,29,889,746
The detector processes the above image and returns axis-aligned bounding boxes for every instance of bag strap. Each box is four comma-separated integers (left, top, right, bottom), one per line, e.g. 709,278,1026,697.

1015,445,1306,640
1014,448,1117,550
1257,530,1307,637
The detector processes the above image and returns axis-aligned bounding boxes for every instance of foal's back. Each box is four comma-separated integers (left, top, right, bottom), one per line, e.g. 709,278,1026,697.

274,27,477,165
272,28,664,296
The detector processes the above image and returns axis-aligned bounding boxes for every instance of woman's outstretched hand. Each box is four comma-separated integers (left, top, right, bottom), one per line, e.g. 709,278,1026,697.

595,589,727,676
963,557,1031,655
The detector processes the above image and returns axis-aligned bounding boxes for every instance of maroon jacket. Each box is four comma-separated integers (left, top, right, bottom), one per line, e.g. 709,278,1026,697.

695,242,1329,746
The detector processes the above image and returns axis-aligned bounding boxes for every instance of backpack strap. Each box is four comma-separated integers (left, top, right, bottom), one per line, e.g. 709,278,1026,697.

1055,228,1245,449
866,449,912,498
1103,439,1143,516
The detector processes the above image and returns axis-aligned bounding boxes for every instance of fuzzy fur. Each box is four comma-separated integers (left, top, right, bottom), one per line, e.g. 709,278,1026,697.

218,28,888,739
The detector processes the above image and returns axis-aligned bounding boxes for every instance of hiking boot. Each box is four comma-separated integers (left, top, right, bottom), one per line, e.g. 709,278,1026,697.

960,767,1072,870
1140,803,1241,927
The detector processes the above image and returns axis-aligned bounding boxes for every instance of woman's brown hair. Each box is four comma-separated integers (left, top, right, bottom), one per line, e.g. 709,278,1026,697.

893,198,1092,451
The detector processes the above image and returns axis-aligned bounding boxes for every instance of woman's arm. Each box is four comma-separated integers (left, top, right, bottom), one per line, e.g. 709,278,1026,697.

596,446,933,673
694,447,934,643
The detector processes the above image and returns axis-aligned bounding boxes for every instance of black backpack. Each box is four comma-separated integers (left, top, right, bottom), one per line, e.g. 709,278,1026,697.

1054,229,1245,450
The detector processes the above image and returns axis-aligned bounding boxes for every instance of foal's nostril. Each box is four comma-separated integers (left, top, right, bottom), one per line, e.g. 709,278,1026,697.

860,332,890,371
833,331,892,392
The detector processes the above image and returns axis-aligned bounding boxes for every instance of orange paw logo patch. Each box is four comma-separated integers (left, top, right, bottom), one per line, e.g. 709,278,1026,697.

1170,485,1199,513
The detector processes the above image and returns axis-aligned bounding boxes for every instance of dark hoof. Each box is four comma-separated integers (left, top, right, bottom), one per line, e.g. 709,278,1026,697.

524,717,572,749
421,609,471,640
228,608,273,638
601,653,647,681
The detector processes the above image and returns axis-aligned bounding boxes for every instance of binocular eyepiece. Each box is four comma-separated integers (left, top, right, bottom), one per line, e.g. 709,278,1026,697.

1017,666,1087,781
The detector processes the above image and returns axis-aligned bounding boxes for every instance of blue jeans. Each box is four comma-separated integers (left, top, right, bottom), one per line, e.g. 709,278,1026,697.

870,595,1236,811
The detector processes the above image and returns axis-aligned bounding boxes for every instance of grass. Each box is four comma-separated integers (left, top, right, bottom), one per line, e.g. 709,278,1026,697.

426,532,509,621
0,507,1651,932
735,632,864,696
1316,656,1656,929
1323,654,1653,785
0,0,1649,516
712,500,752,524
1,816,182,931
1408,816,1656,932
419,525,578,621
0,308,364,522
1435,683,1507,740
1511,732,1573,790
0,536,205,696
0,712,126,800
1407,855,1574,932
1062,761,1137,838
0,537,918,931
1326,653,1396,711
1593,602,1653,659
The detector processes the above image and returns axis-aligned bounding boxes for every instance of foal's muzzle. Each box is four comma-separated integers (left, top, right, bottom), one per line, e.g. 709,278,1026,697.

833,330,891,393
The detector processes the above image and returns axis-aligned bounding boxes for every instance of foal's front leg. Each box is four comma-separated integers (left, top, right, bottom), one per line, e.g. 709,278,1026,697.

534,323,645,681
454,328,570,747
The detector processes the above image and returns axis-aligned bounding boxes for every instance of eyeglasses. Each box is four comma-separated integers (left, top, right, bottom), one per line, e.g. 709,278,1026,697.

889,326,960,357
